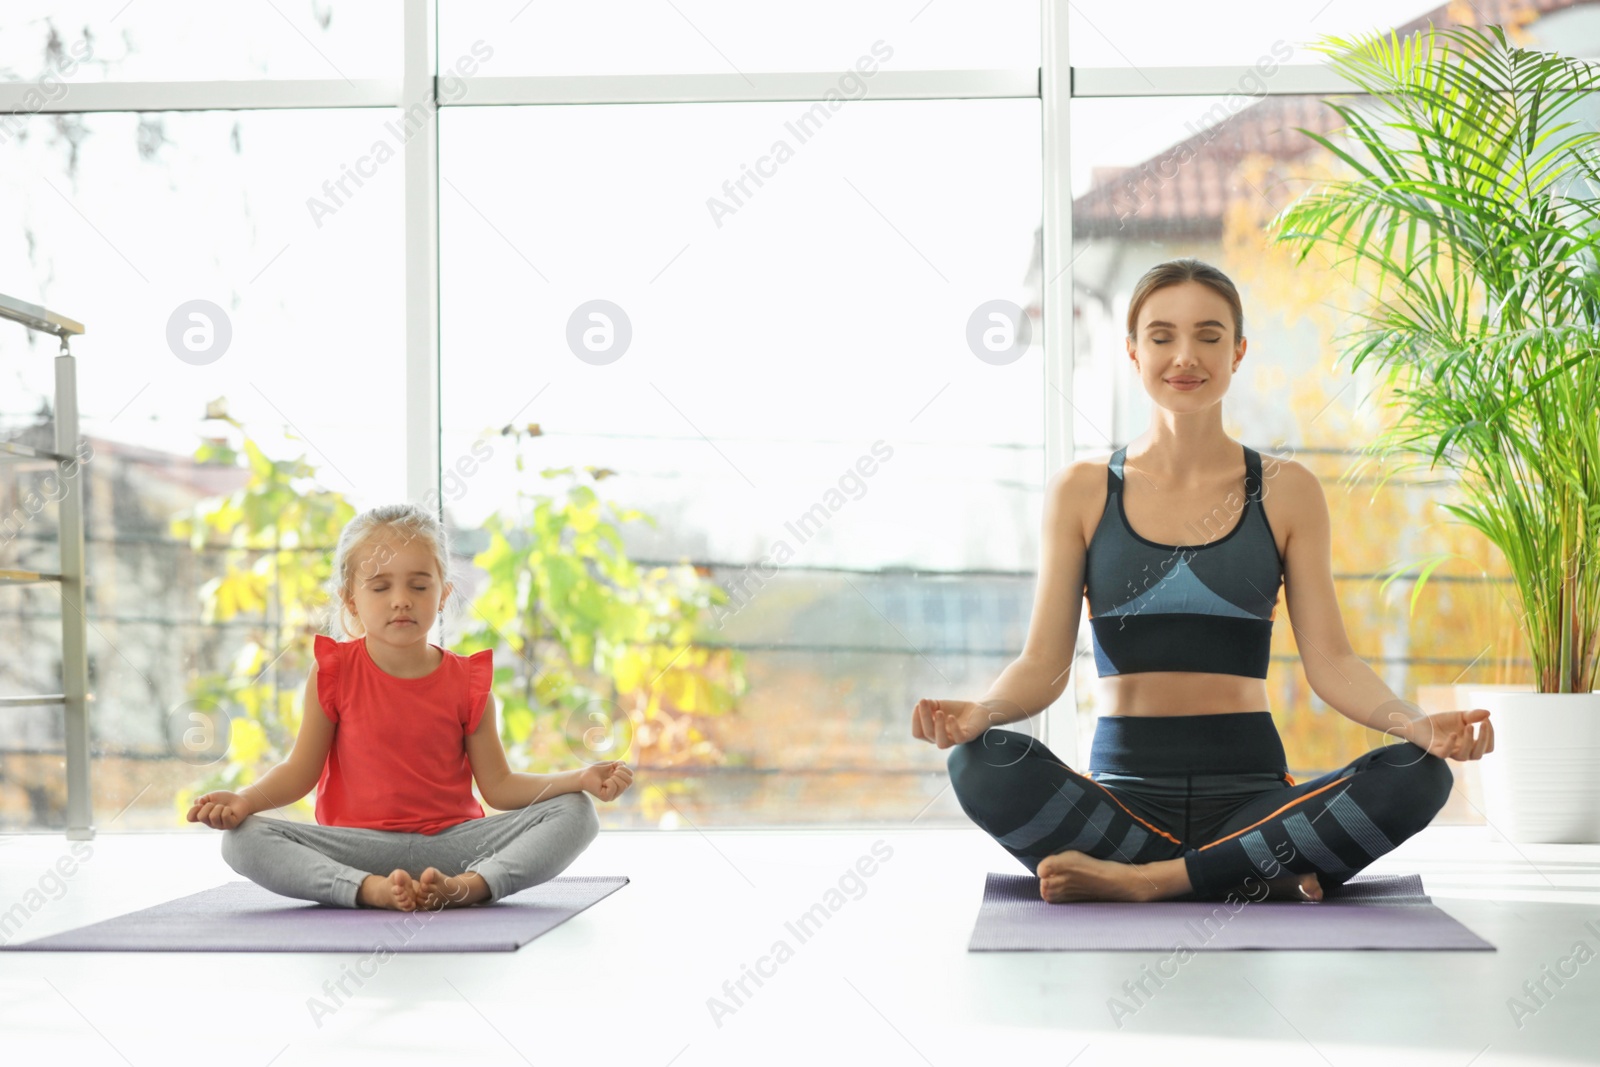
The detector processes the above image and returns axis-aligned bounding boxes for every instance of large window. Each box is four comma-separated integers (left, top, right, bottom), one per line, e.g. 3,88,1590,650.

439,100,1042,825
1063,0,1446,66
1066,92,1572,779
439,0,1039,74
0,2,399,81
0,108,405,830
5,1,1588,832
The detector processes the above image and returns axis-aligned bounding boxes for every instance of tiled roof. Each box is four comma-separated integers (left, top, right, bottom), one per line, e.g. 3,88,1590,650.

1070,0,1586,239
1074,96,1338,240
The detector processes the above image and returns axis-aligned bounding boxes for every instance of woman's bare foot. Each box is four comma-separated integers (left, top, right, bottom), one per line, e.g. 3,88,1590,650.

1037,850,1158,903
412,867,492,910
357,869,425,910
1260,871,1323,901
1035,852,1325,904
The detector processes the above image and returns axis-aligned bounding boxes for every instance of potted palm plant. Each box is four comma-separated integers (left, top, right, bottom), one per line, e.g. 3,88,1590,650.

1269,24,1600,843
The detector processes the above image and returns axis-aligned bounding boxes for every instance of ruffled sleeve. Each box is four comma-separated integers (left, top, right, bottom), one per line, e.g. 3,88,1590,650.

464,648,494,734
312,634,342,725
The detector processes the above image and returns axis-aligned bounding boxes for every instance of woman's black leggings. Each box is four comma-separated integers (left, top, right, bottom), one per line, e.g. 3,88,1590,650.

946,711,1455,901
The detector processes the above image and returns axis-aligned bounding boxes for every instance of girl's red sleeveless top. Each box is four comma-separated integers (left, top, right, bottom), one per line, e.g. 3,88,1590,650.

311,634,493,834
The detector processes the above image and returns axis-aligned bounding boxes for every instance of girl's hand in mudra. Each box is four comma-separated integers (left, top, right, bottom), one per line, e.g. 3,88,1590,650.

578,760,633,802
911,698,994,749
187,791,249,830
1395,708,1494,761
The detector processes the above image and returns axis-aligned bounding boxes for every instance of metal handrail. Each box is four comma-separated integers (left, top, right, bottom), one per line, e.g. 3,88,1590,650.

0,294,84,339
0,291,92,840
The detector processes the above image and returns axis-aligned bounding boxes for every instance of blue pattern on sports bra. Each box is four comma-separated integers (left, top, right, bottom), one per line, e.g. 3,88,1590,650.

1083,442,1284,678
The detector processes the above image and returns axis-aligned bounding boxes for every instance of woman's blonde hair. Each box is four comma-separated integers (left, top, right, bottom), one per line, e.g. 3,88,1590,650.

325,504,454,639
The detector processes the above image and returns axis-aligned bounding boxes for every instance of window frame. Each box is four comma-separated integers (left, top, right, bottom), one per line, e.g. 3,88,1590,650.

0,0,1415,778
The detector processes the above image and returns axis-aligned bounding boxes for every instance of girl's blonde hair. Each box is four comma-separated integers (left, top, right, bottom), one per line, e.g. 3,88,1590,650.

325,504,454,639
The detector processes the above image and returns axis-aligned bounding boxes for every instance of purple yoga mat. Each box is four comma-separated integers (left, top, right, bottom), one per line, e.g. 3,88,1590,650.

968,872,1495,951
0,876,629,953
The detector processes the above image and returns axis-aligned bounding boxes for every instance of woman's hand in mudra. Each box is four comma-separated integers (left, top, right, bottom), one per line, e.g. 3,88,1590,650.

912,699,996,749
1394,708,1494,761
578,760,634,801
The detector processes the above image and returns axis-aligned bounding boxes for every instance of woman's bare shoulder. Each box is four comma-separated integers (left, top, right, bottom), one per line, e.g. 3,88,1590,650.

1046,455,1116,545
1046,453,1115,495
1259,453,1320,547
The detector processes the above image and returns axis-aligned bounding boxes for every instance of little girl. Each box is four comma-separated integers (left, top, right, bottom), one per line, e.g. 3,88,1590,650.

187,503,633,911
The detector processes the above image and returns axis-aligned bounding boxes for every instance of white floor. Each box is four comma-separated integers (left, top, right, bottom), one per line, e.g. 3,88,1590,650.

0,825,1596,1066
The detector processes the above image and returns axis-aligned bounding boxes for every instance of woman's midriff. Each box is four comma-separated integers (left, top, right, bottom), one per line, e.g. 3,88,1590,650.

1099,671,1271,717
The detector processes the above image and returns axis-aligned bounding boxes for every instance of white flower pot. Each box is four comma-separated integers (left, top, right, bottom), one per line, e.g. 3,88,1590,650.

1462,685,1600,844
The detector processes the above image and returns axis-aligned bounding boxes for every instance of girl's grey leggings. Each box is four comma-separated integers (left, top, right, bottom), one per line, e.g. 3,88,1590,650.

220,791,601,908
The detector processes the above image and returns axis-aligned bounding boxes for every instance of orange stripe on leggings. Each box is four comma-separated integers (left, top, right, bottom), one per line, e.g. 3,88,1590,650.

1084,777,1185,847
1195,773,1353,851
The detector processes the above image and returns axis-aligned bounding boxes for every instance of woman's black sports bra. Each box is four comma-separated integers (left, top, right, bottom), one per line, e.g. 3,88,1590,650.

1083,443,1284,679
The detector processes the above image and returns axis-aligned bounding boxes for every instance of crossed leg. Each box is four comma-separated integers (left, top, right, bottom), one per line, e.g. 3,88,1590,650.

947,729,1454,903
1180,741,1454,900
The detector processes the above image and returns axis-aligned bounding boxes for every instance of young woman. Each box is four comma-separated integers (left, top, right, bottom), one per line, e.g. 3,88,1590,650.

912,257,1493,905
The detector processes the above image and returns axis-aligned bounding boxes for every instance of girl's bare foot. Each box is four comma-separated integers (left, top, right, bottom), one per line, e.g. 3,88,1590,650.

412,867,492,910
1037,850,1156,903
357,869,425,911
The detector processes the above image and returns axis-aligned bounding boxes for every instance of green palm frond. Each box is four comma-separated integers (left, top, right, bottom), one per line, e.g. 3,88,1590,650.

1269,23,1600,694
